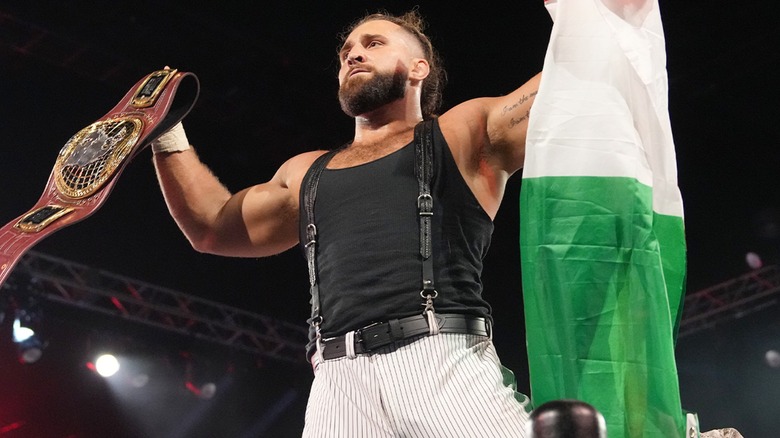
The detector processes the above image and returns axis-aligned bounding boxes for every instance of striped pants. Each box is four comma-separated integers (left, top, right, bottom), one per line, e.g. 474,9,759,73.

303,333,531,437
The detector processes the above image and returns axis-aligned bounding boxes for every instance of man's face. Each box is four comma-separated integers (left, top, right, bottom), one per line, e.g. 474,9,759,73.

337,20,422,117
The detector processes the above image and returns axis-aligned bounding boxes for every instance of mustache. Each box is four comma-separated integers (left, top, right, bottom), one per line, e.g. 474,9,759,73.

347,64,372,77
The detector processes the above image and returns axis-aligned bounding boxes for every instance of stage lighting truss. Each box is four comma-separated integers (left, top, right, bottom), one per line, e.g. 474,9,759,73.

4,251,308,364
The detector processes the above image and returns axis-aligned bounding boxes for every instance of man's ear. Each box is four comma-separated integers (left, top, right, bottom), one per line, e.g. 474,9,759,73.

409,58,430,82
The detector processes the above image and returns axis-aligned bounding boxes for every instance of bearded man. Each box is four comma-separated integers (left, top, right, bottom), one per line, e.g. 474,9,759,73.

152,9,540,437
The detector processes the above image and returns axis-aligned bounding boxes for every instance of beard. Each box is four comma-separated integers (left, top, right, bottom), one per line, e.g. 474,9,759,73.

338,69,407,117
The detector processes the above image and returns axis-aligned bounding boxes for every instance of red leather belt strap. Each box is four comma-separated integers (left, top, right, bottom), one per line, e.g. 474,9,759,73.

0,69,199,288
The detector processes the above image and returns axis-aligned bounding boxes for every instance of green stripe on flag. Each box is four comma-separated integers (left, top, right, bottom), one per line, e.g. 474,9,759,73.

520,175,686,437
654,212,687,338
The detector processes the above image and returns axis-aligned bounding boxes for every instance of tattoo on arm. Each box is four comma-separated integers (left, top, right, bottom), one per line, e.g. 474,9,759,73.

509,110,530,129
502,90,538,129
501,91,538,115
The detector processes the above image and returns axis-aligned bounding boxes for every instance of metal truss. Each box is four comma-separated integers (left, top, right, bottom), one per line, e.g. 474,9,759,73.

2,250,308,364
679,264,780,338
4,249,778,361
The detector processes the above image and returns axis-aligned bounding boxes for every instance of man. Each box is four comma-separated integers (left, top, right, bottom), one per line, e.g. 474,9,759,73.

153,10,539,438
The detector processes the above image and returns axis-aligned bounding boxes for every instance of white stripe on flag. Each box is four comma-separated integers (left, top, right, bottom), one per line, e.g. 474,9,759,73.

525,0,683,218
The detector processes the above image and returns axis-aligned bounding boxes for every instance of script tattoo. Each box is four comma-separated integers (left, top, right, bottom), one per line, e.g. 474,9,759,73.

509,110,530,128
503,90,538,129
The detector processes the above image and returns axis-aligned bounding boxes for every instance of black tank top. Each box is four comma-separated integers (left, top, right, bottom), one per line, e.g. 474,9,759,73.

300,119,494,348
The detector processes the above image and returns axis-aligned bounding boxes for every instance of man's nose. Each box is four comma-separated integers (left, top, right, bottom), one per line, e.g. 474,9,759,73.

347,51,365,64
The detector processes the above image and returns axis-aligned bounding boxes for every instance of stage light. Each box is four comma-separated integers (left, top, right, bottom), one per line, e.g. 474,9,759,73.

12,308,44,364
181,351,219,399
765,350,780,369
12,318,35,343
95,354,120,377
745,252,763,269
185,380,217,399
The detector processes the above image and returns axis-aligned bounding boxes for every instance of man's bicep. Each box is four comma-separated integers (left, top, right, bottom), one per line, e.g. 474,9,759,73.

486,72,542,171
201,180,298,258
230,150,325,257
237,181,301,256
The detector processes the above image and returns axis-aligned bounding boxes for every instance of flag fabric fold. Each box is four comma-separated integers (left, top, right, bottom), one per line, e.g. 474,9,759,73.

520,0,688,436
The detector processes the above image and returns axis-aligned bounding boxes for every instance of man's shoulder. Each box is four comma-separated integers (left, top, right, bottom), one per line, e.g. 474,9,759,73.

285,150,330,173
273,149,330,190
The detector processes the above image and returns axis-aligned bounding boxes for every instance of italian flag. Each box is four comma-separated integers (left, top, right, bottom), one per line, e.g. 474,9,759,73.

520,1,688,436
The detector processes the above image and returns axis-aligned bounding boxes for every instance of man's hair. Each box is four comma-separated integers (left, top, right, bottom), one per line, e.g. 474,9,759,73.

340,9,447,120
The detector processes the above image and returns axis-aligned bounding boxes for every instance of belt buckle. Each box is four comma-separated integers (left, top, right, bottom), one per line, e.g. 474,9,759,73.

355,321,385,352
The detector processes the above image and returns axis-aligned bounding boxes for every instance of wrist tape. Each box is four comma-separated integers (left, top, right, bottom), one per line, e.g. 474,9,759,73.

151,121,191,153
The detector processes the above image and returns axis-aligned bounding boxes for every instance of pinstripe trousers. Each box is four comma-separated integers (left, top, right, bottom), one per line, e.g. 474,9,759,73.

303,333,531,437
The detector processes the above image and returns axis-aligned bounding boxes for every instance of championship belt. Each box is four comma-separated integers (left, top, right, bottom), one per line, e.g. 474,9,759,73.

0,68,200,288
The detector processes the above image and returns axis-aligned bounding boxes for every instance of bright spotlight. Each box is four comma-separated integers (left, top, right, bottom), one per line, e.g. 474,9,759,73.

13,309,44,364
12,318,35,343
95,354,120,377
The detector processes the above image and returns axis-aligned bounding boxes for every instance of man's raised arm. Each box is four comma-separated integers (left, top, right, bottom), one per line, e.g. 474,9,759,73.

152,123,324,258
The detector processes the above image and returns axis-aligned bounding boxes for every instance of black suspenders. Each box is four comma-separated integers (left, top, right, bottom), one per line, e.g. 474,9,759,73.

414,121,439,325
301,147,340,334
301,120,438,346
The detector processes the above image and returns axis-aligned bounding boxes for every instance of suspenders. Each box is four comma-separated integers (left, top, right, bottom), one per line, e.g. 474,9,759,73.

301,120,438,350
301,146,340,350
413,121,440,334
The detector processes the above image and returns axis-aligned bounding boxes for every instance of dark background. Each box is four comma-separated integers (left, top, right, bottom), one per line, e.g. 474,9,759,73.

1,1,779,436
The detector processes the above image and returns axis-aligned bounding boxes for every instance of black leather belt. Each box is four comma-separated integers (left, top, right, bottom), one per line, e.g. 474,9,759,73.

320,313,490,360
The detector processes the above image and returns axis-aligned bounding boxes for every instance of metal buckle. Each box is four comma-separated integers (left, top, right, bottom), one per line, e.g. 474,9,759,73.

355,321,380,343
355,321,388,352
304,224,317,247
417,194,433,215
